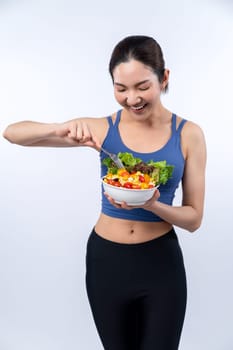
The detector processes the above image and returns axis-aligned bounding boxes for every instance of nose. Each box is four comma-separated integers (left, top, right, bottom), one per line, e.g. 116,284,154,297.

126,92,142,106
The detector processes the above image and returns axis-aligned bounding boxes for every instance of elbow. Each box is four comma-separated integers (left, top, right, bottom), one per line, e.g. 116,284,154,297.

2,127,14,143
3,126,25,145
182,206,203,233
187,217,202,233
188,224,200,233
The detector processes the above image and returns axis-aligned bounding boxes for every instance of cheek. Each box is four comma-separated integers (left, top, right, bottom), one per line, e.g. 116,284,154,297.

147,88,161,101
114,91,125,104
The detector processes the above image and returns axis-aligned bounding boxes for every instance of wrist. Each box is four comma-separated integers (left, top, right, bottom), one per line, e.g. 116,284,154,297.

148,199,160,212
49,123,61,137
143,192,160,212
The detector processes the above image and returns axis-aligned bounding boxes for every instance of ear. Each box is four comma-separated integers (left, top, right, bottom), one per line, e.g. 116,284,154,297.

162,69,170,90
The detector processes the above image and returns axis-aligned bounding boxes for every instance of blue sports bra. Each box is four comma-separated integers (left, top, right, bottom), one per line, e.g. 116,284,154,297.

100,109,187,222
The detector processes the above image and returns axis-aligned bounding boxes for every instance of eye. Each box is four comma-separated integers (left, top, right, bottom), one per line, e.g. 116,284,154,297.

116,89,126,93
138,86,150,91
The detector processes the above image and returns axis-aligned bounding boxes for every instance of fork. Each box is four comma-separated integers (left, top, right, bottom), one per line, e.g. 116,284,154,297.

100,146,124,169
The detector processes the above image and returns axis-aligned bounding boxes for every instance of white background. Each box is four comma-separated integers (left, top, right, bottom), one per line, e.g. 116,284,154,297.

0,0,233,349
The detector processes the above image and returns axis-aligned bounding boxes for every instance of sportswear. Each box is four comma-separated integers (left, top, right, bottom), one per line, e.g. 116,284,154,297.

86,227,187,349
100,109,187,222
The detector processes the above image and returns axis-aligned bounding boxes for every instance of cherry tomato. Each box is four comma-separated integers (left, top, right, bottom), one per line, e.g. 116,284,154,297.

123,182,133,189
139,175,145,182
112,181,121,187
107,179,116,186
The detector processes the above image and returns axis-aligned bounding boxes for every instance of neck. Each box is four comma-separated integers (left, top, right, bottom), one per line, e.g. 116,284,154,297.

149,104,170,121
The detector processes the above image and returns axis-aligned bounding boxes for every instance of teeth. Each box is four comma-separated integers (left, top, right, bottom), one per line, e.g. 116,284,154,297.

131,104,145,110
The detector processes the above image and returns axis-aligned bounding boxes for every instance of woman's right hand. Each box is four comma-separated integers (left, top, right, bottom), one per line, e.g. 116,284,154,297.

55,119,101,149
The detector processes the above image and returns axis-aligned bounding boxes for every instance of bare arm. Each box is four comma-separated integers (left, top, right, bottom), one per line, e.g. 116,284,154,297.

2,117,108,148
143,122,207,232
3,121,61,146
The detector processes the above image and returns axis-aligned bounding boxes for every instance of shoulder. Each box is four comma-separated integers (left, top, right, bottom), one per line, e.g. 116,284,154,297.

181,120,205,143
178,117,206,159
80,111,117,144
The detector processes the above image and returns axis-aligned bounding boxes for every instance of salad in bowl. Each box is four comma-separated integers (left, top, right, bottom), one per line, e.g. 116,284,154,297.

102,152,174,205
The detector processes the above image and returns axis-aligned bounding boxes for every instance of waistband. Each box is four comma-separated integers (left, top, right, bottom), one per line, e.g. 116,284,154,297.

91,227,177,248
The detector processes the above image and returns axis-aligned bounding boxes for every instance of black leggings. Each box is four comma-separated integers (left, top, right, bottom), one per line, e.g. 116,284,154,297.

86,228,187,350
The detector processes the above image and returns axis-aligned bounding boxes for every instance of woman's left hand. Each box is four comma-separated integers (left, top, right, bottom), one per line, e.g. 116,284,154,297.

104,188,160,210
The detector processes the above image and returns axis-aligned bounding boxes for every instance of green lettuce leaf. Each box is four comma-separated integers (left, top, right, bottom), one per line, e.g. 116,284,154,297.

147,160,174,184
118,152,141,166
102,152,174,185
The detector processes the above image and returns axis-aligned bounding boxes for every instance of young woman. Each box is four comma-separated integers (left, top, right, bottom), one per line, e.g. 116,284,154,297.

3,35,206,350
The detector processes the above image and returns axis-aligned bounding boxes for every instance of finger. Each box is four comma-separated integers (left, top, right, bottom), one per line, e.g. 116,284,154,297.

81,122,92,143
104,194,133,210
76,121,84,141
91,133,101,149
154,188,160,200
142,188,160,208
148,188,160,199
104,193,122,208
120,201,133,210
68,122,78,139
81,125,101,148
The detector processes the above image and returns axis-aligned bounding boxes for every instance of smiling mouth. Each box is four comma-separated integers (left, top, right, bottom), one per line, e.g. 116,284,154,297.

130,104,147,111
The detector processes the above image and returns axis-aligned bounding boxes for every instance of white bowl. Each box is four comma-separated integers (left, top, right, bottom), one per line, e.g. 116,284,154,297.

102,179,158,205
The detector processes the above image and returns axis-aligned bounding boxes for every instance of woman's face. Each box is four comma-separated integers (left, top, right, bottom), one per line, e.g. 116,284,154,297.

112,59,168,118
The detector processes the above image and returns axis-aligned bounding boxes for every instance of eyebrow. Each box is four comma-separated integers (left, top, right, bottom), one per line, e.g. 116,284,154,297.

114,79,150,88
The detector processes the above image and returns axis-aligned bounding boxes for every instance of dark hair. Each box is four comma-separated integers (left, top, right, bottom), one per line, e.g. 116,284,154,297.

109,35,168,92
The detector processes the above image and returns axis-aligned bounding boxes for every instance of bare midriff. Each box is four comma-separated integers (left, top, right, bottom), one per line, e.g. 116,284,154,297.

95,213,173,244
